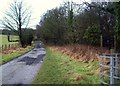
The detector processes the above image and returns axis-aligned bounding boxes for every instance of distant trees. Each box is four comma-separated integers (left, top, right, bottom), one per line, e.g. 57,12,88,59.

1,29,17,35
114,2,120,48
36,1,119,50
1,0,32,47
36,6,67,44
85,2,119,49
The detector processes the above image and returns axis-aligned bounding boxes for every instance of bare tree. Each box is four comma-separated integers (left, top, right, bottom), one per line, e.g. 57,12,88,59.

1,0,31,47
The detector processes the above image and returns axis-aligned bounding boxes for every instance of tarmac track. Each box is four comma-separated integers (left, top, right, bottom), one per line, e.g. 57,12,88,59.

1,41,46,85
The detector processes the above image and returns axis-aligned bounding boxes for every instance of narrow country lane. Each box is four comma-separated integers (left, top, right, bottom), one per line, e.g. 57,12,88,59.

1,41,46,85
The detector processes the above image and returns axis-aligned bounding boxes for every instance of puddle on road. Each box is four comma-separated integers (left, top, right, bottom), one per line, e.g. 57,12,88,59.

17,54,45,65
30,52,35,54
2,83,26,86
18,48,46,65
33,49,37,51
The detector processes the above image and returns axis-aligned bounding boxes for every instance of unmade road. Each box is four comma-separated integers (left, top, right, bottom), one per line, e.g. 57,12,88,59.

1,41,46,85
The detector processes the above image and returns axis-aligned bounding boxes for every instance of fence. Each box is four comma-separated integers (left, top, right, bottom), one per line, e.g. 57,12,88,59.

99,53,120,85
0,43,20,50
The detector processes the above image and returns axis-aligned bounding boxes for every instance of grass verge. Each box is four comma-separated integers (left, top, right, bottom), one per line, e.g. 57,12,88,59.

33,47,100,84
0,46,34,65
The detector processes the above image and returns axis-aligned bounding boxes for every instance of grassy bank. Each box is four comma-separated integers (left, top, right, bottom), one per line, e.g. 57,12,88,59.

33,47,100,84
1,46,34,65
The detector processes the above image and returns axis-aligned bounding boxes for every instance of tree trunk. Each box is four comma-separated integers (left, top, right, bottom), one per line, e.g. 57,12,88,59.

19,29,26,48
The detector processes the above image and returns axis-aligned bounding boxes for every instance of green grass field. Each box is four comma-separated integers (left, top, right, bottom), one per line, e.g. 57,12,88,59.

0,34,34,65
1,46,34,65
33,47,100,84
0,34,19,47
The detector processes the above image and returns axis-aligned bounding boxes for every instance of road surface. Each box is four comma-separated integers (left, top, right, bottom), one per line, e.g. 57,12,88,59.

1,41,46,85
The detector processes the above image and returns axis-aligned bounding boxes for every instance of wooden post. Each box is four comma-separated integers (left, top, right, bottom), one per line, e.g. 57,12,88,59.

8,44,10,49
16,43,17,48
114,35,116,52
100,35,103,54
5,45,7,50
101,57,104,84
12,44,13,48
2,45,4,50
10,44,11,48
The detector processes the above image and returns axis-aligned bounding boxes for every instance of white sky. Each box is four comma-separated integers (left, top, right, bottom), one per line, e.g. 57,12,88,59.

0,0,91,29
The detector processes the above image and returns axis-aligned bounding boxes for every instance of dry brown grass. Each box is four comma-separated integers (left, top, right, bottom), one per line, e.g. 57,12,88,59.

1,47,25,54
71,73,87,81
49,44,110,63
49,44,120,77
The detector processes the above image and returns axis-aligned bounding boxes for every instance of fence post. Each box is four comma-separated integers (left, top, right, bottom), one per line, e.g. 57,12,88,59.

115,54,118,77
15,43,17,48
110,55,114,84
5,44,7,50
2,45,4,50
101,57,104,83
12,44,14,48
8,44,10,49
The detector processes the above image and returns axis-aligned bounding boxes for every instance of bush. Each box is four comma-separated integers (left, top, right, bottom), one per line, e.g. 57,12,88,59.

21,29,34,47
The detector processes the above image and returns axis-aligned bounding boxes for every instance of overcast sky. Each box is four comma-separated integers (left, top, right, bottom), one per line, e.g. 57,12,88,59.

0,0,91,29
0,0,119,29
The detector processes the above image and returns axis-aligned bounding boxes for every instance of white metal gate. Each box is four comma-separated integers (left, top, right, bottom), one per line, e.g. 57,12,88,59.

99,53,120,85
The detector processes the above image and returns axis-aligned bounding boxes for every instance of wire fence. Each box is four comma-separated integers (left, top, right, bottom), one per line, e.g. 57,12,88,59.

0,43,20,50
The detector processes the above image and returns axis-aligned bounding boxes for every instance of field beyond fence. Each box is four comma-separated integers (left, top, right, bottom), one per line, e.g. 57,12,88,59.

0,35,19,50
